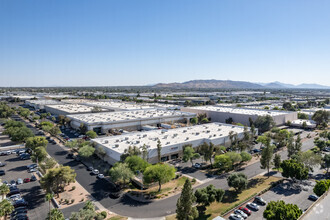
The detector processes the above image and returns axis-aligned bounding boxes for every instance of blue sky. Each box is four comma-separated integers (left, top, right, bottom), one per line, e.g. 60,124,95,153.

1,0,329,87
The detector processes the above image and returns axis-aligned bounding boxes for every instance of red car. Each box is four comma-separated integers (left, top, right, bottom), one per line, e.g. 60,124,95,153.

239,207,251,216
23,178,30,183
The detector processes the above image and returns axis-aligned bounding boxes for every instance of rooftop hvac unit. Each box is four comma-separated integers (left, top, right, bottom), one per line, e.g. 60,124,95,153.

104,140,109,144
213,134,216,137
115,139,119,143
183,130,187,133
185,137,189,140
166,142,170,145
136,141,140,144
125,137,129,140
114,144,119,148
206,130,210,133
196,132,200,135
143,134,147,137
218,128,221,131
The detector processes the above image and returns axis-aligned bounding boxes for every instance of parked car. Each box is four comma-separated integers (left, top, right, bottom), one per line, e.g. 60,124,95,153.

26,164,37,169
323,147,330,152
194,163,201,168
29,175,37,182
229,214,244,220
247,202,259,211
14,199,28,208
234,210,248,219
23,178,30,183
308,195,319,201
0,170,5,176
88,166,94,171
2,180,9,185
17,178,23,185
10,180,17,186
0,162,6,167
9,194,22,201
92,169,99,175
254,196,266,205
7,189,20,196
238,207,251,216
28,168,37,173
97,174,105,179
4,150,11,155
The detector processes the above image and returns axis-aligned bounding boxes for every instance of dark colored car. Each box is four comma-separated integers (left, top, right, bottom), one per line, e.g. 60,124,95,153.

0,162,6,167
254,196,266,205
0,170,5,176
30,175,37,181
14,200,28,208
239,207,251,216
7,189,20,196
308,195,319,201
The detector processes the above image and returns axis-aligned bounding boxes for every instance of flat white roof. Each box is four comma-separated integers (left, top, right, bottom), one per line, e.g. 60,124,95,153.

186,106,290,116
67,109,195,125
45,104,107,114
83,101,155,111
92,123,245,154
26,100,61,105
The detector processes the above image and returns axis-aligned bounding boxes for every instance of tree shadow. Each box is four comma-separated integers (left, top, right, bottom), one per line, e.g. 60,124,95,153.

8,165,27,172
196,206,211,220
262,171,277,177
221,190,239,204
54,150,67,156
270,181,302,197
247,177,265,189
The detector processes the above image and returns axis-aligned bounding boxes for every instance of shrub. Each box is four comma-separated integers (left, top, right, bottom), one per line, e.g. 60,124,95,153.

71,186,76,191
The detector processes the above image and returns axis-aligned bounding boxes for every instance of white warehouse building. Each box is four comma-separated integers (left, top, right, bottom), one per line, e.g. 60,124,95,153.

91,123,247,165
44,104,108,116
25,100,61,110
181,106,297,126
67,109,196,133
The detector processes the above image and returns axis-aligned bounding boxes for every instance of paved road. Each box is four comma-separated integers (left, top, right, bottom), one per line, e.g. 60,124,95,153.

302,193,330,220
14,115,319,218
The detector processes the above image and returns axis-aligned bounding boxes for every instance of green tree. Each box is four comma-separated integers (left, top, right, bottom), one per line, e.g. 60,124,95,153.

198,142,217,168
263,200,302,220
280,159,308,181
143,163,176,192
0,199,15,220
109,163,134,187
120,145,141,161
273,154,281,171
141,144,148,161
176,179,198,220
95,146,106,161
86,130,97,139
40,166,76,197
312,110,329,125
78,145,95,159
214,154,232,171
322,154,330,174
313,179,330,196
240,151,252,163
157,139,162,163
298,112,309,120
45,193,54,219
125,155,150,173
287,135,302,158
0,184,10,199
260,144,275,177
227,173,248,192
194,185,224,207
25,136,48,150
254,115,275,133
50,126,61,136
225,152,242,170
183,146,200,166
46,208,65,220
297,151,322,172
79,123,87,134
200,118,209,124
32,146,48,163
190,117,198,125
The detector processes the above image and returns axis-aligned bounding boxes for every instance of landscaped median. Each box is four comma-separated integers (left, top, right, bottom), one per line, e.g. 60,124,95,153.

127,176,199,201
166,175,282,220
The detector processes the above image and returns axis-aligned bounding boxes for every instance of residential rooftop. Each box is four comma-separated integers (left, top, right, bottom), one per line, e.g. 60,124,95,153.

91,123,245,154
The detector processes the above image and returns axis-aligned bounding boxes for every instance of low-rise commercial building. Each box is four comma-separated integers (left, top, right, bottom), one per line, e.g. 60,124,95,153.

92,123,247,164
181,106,297,126
44,104,107,116
67,109,196,133
25,100,61,110
291,119,317,129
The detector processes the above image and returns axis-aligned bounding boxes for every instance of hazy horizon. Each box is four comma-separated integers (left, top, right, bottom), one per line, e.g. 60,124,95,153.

1,0,330,87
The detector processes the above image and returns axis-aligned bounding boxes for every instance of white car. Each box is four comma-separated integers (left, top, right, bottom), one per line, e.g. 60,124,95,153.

247,202,259,211
97,174,104,179
92,169,99,175
234,210,248,219
229,214,244,220
9,194,21,201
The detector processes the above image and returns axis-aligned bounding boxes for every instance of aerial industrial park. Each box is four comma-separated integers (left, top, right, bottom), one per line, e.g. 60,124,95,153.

1,1,330,220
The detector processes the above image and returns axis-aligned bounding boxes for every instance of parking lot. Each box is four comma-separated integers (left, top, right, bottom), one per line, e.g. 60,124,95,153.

0,153,49,220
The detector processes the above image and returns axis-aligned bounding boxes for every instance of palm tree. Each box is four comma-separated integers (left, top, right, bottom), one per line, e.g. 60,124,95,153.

0,199,14,220
46,209,64,220
45,193,54,219
0,184,10,200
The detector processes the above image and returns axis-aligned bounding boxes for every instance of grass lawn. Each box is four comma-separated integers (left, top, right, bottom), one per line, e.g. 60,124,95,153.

108,216,127,220
130,176,195,199
198,175,281,220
